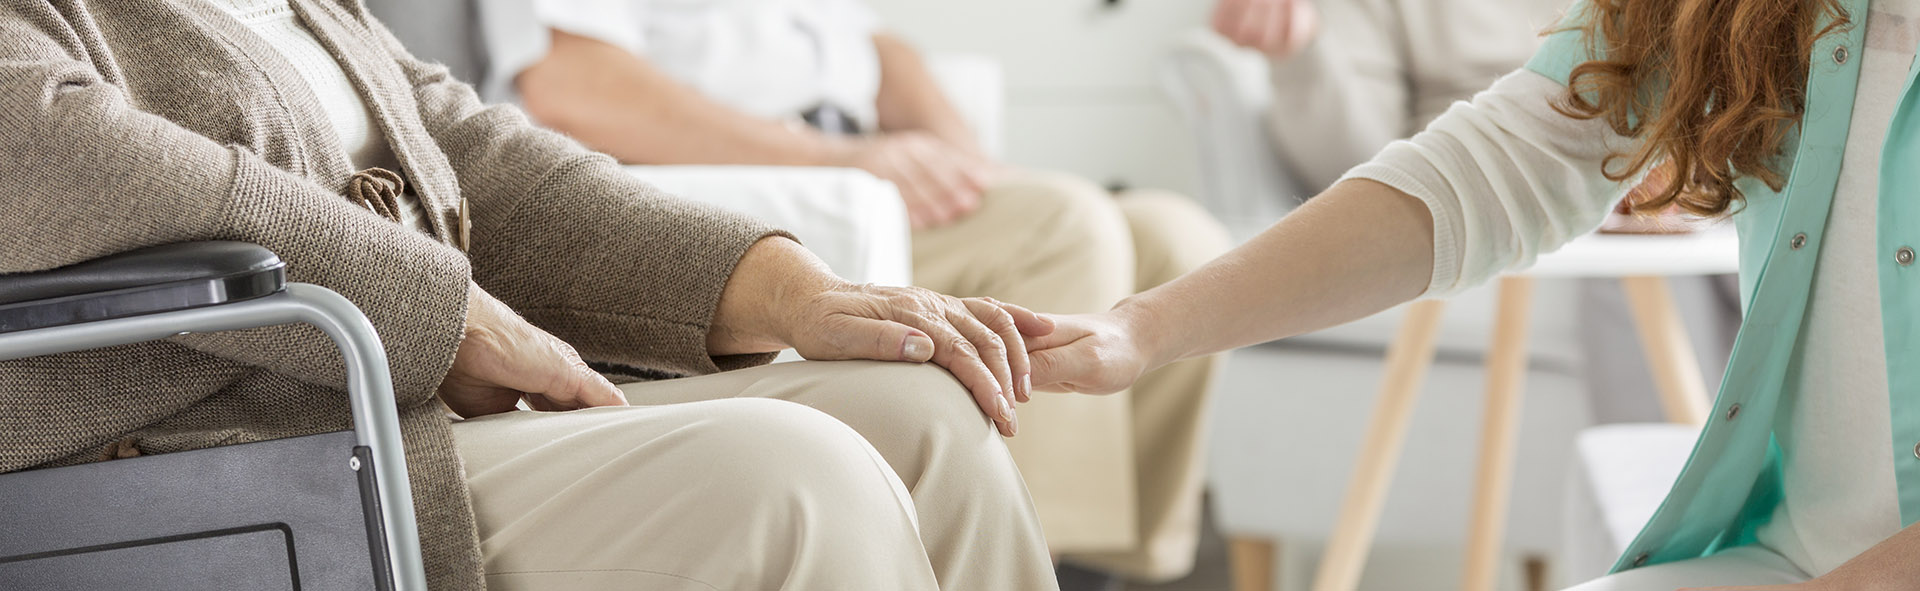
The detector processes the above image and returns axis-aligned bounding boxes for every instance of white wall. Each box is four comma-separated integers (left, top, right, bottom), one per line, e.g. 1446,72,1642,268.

864,0,1212,196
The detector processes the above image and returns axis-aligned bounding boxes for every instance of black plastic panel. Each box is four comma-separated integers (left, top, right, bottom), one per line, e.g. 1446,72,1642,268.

0,526,297,591
0,431,382,590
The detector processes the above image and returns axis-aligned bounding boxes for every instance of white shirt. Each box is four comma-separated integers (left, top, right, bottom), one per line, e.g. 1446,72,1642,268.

205,0,428,234
532,0,885,130
1344,4,1909,576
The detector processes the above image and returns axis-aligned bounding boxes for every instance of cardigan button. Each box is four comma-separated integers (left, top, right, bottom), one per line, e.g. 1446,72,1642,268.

1834,45,1850,64
1790,233,1808,249
1913,440,1920,460
1898,246,1915,266
1631,552,1650,567
1725,403,1741,421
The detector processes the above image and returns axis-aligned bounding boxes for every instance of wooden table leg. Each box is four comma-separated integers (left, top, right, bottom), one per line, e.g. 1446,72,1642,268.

1230,536,1279,591
1310,299,1447,591
1619,275,1712,425
1462,276,1536,591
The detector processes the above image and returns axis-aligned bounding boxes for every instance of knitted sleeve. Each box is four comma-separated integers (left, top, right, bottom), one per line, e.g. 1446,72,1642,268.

0,5,470,401
355,6,789,377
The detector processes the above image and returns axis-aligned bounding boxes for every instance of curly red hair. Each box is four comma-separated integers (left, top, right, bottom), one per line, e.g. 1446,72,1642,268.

1554,0,1850,216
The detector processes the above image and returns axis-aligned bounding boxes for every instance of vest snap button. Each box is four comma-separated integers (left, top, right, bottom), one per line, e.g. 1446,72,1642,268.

1725,403,1741,421
1898,246,1915,266
1913,440,1920,460
1632,552,1650,567
1790,233,1808,249
1835,45,1850,64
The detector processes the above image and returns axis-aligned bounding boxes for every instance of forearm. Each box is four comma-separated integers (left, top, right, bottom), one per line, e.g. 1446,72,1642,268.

518,30,848,166
1813,520,1920,591
1120,178,1434,368
872,32,980,155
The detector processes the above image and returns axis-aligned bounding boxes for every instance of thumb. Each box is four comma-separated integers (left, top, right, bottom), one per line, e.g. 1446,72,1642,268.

1028,346,1082,393
1031,342,1127,396
538,337,628,410
808,316,935,363
564,361,629,409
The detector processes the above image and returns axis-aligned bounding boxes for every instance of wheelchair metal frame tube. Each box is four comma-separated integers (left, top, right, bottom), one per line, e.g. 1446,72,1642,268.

0,284,429,591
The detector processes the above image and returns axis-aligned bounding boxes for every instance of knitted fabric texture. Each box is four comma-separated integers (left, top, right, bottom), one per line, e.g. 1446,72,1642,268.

0,1,784,588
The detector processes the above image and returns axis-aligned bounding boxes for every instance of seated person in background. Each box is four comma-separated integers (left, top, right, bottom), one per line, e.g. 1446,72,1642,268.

507,0,1232,584
0,1,1060,589
1213,0,1564,192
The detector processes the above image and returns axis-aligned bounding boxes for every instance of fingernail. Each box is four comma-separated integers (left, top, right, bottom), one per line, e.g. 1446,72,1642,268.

1022,374,1032,397
996,394,1012,421
1007,406,1019,436
903,337,932,360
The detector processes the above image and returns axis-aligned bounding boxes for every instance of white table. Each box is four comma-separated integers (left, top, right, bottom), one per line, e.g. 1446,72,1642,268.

1309,228,1741,591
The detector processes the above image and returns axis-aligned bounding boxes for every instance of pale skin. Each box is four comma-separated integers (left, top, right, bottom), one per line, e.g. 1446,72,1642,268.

1211,0,1321,61
518,29,995,230
440,236,1049,438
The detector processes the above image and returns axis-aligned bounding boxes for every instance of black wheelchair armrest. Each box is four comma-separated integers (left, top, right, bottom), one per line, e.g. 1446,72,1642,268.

0,241,286,334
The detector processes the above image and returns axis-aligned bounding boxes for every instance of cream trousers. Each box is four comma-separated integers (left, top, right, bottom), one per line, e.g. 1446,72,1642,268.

453,360,1058,590
1562,546,1807,590
912,170,1232,581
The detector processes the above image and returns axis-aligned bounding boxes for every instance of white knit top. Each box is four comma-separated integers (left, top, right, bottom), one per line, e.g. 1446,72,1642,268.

206,0,427,233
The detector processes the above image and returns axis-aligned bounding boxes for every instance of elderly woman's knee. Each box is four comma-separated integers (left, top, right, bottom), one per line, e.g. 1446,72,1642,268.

799,361,1005,458
644,398,905,501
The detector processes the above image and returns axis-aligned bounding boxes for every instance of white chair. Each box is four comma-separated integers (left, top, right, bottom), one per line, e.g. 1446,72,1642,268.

626,54,1005,287
1161,30,1594,591
1560,423,1697,583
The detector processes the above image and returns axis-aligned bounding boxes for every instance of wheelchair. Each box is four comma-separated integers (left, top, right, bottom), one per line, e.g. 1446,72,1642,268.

0,242,428,590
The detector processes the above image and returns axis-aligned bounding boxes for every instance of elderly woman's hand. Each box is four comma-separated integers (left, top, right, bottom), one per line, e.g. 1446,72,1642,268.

710,238,1053,437
438,283,630,418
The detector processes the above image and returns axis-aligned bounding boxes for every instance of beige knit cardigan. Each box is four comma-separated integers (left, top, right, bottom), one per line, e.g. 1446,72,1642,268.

0,1,783,588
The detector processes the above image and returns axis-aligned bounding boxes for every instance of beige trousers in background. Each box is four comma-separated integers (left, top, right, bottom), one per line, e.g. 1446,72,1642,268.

454,360,1058,590
912,170,1232,582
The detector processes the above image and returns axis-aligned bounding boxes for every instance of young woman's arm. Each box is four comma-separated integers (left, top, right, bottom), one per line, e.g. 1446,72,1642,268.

1029,69,1635,393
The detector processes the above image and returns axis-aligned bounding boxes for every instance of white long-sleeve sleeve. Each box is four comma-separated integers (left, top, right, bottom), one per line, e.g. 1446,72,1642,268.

1341,68,1640,296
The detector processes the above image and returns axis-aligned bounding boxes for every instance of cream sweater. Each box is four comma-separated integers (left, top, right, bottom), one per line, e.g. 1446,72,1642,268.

1343,6,1910,575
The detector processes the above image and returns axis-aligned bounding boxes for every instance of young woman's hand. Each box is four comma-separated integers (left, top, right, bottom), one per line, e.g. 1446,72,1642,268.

1211,0,1320,61
1025,309,1159,396
438,283,629,418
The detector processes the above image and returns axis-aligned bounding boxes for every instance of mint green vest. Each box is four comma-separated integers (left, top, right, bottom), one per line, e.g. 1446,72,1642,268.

1527,0,1920,573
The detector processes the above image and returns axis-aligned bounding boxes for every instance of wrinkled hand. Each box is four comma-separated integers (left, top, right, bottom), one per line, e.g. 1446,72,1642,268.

438,283,629,418
1026,311,1153,396
839,132,995,230
782,282,1053,437
1212,0,1320,60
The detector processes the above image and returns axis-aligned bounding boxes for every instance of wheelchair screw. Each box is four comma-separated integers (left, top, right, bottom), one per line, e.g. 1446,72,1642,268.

349,456,362,471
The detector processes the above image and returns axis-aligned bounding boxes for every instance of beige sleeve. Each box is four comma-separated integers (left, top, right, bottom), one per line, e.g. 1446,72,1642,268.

358,8,791,377
0,6,470,403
